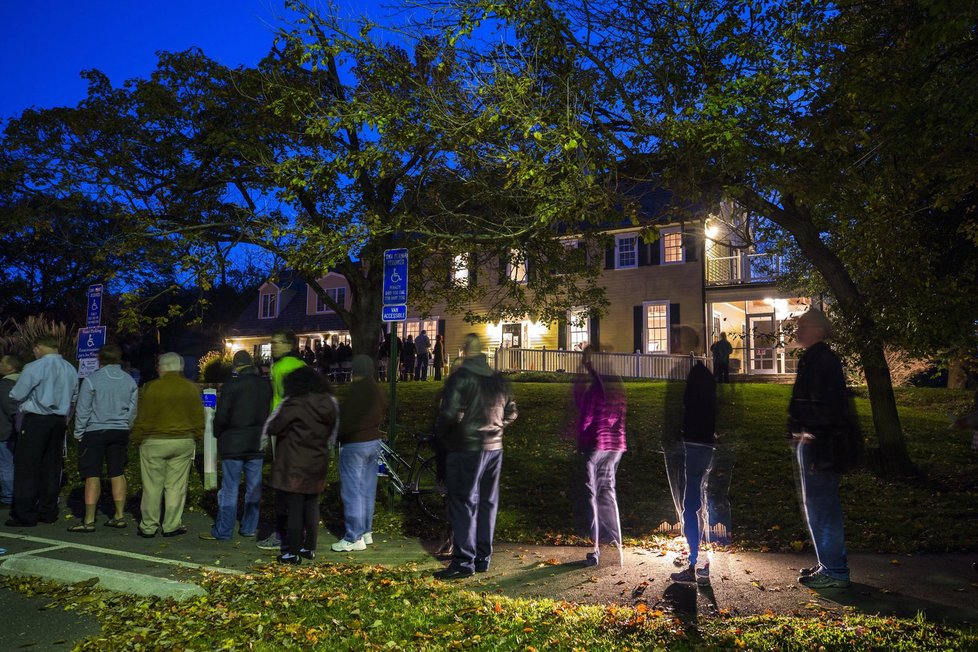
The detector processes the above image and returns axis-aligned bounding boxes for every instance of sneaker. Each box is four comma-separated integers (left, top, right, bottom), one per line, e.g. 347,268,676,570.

257,533,282,551
276,553,300,565
799,570,851,589
363,532,373,546
799,565,819,577
331,538,366,552
670,566,696,583
582,553,599,567
696,565,711,586
299,548,316,560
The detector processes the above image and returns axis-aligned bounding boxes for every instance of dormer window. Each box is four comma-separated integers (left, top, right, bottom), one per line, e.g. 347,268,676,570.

259,289,278,319
315,287,346,313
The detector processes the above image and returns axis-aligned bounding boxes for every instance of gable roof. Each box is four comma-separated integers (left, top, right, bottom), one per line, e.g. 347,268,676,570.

228,270,348,337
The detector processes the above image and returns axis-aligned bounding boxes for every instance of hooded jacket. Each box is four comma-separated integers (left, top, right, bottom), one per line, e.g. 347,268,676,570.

435,354,518,452
571,363,626,453
214,366,272,459
265,391,337,494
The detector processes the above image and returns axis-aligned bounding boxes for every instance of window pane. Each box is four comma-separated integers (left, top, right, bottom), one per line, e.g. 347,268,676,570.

569,308,589,350
617,236,637,268
663,232,683,263
452,254,469,285
645,304,668,352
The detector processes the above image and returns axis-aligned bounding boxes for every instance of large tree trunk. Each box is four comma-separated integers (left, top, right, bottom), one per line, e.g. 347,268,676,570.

769,198,915,475
947,352,969,390
345,266,384,358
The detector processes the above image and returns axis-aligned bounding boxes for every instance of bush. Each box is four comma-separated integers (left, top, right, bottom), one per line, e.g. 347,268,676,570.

198,350,232,383
0,316,75,362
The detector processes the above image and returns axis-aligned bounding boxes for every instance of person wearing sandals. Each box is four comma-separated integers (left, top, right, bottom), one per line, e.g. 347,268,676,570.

263,366,338,564
332,354,386,552
200,350,271,541
69,344,138,532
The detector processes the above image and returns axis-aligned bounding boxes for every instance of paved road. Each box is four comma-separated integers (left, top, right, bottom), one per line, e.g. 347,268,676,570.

1,508,975,649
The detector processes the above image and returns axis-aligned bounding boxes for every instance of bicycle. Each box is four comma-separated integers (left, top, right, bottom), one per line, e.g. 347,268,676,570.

377,431,445,521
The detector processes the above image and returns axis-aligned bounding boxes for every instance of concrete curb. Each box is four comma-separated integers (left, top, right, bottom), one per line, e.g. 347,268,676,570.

0,556,206,601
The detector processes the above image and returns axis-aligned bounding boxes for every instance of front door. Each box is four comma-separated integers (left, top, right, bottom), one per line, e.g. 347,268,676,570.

501,323,522,348
748,314,777,374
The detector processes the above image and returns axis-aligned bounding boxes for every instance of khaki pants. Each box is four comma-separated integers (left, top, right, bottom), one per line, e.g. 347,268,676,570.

139,438,195,535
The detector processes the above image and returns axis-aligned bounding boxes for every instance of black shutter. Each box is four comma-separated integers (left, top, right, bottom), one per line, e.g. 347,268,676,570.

638,241,650,266
670,302,681,353
557,318,567,350
605,243,615,270
633,305,643,353
437,319,446,338
589,316,600,351
469,252,478,286
683,231,698,263
525,254,533,282
498,255,507,285
649,239,661,265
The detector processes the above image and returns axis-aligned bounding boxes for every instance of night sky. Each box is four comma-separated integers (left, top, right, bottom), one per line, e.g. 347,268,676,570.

0,1,387,123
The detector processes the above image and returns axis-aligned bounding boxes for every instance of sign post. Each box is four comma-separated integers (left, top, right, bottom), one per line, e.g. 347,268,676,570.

382,249,408,443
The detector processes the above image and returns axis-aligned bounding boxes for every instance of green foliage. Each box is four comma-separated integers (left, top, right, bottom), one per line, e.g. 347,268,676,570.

0,315,75,363
198,350,233,383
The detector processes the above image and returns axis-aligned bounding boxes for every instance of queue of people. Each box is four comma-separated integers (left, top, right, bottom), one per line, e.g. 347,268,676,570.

0,311,895,590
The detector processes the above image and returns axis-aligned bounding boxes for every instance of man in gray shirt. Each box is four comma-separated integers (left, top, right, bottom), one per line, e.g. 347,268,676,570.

414,330,431,381
7,335,78,527
69,344,138,531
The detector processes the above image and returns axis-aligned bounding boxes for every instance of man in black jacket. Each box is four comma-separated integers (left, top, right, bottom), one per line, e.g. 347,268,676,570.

433,334,518,579
201,350,271,541
788,309,856,589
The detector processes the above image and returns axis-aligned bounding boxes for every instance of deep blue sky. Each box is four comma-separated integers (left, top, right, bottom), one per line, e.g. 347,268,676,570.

0,1,383,123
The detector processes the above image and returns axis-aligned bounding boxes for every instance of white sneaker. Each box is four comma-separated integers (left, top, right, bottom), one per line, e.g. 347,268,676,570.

331,538,366,552
363,532,373,545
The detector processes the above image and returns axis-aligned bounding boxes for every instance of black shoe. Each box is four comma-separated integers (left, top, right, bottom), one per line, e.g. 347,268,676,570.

298,549,316,560
38,516,58,524
582,553,599,567
162,525,188,538
4,518,35,527
475,564,489,573
277,553,301,565
433,566,474,580
137,529,157,538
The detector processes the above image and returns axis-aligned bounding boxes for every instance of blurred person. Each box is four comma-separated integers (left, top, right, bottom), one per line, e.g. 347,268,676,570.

788,309,861,589
710,333,733,384
333,354,386,552
7,335,78,527
69,344,138,531
432,334,518,579
400,335,416,381
567,347,627,567
432,334,445,381
200,350,271,541
0,354,25,507
263,366,338,563
132,353,204,538
415,329,431,381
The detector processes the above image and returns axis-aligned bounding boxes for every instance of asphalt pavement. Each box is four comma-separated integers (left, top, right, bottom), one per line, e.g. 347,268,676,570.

0,506,975,650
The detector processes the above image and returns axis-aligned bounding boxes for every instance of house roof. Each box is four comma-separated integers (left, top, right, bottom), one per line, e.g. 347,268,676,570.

227,270,348,338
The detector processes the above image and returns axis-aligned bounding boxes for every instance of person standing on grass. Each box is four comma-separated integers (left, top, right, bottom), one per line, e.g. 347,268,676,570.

433,333,518,579
710,333,733,383
0,354,24,508
400,335,416,382
414,329,431,381
6,335,78,527
567,346,627,568
200,350,271,541
263,366,338,564
788,309,861,589
333,354,386,552
256,329,307,552
432,334,445,381
669,355,717,585
132,353,204,538
69,344,138,532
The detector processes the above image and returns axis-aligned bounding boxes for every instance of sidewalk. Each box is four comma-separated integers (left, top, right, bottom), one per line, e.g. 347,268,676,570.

1,508,975,639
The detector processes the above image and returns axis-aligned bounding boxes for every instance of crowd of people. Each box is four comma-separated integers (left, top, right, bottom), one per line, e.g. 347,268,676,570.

1,311,972,585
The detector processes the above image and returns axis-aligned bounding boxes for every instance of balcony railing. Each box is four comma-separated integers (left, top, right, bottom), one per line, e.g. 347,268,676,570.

706,252,781,286
492,348,712,380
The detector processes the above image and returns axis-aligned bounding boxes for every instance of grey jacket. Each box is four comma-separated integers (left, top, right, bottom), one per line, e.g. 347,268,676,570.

435,354,518,452
72,365,139,439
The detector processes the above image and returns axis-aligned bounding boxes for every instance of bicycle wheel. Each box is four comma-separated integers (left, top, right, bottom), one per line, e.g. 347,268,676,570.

413,455,446,522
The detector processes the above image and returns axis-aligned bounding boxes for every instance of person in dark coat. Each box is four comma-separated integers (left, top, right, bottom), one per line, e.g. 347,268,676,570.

400,335,416,381
788,309,859,589
263,366,338,563
710,333,733,383
432,334,518,579
432,334,445,381
670,356,717,585
202,351,271,541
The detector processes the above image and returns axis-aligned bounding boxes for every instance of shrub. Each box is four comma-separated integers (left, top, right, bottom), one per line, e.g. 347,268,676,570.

198,350,232,383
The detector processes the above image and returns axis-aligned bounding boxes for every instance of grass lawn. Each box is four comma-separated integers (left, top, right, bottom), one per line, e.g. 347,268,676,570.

31,380,975,650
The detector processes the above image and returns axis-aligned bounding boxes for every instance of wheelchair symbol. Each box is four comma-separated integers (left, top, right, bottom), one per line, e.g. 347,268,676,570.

87,334,96,347
390,270,402,284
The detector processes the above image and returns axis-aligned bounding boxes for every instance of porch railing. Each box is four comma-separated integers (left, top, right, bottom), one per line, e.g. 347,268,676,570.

706,251,781,286
492,348,712,380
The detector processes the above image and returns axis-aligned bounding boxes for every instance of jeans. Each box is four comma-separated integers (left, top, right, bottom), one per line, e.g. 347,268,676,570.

680,442,715,567
445,450,502,573
213,458,263,539
338,440,381,542
0,438,14,504
574,450,624,559
796,440,849,580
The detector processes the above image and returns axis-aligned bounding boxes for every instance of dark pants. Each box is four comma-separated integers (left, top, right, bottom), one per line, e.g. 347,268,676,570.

415,355,430,381
714,361,730,383
12,414,66,525
276,490,319,555
445,449,502,573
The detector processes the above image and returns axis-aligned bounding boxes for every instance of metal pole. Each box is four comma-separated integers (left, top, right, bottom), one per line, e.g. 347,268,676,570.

389,327,398,443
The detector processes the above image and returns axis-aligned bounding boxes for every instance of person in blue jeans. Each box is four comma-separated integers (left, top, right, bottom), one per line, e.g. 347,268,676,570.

788,309,860,590
201,351,271,541
333,355,386,552
670,357,717,585
0,354,24,506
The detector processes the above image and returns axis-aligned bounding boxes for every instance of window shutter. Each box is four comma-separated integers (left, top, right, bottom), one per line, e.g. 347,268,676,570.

557,318,567,349
683,231,698,262
638,241,650,266
605,243,615,269
649,240,661,265
633,305,643,353
589,316,601,351
498,255,507,285
670,302,681,353
469,252,478,286
438,319,446,338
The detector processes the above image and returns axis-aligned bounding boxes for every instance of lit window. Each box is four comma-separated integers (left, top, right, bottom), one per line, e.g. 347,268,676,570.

259,292,277,319
451,254,469,286
507,250,527,283
568,308,589,350
616,234,637,269
645,302,669,353
316,287,346,313
661,230,684,264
